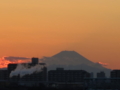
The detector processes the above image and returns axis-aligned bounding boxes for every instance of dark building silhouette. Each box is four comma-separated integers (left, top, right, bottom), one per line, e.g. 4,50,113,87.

97,71,106,78
110,70,120,83
111,70,120,78
48,68,90,82
8,64,17,76
0,70,8,80
32,57,39,65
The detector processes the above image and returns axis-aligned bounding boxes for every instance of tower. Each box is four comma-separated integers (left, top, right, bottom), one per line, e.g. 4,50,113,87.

32,57,39,65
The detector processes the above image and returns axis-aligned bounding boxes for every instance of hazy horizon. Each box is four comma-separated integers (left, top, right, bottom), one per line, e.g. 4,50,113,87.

0,50,113,70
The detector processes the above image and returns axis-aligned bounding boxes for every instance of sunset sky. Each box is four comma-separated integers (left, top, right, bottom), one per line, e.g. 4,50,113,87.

0,0,120,69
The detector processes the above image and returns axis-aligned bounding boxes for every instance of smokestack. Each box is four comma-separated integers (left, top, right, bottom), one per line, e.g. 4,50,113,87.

32,58,39,65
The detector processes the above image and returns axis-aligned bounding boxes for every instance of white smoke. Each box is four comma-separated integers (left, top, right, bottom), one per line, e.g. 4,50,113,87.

10,64,42,78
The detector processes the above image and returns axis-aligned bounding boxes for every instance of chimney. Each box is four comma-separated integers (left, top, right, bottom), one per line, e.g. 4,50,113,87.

32,58,39,65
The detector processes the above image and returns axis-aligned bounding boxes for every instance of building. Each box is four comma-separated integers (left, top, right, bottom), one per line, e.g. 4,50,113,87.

0,70,8,80
32,57,39,65
110,70,120,83
48,68,90,83
7,57,47,82
8,64,17,75
97,71,106,78
90,72,94,78
111,70,120,78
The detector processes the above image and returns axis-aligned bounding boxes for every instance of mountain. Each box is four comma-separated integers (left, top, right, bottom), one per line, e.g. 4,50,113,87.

52,51,93,64
41,51,111,77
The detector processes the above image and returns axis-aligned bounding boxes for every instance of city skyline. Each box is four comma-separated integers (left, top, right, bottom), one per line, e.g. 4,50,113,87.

0,58,120,89
0,0,120,69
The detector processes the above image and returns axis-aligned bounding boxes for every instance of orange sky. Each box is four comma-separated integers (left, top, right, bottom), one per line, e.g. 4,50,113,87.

0,56,31,68
0,0,120,69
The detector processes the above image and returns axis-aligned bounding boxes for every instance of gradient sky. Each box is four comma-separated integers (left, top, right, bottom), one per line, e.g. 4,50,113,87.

0,0,120,69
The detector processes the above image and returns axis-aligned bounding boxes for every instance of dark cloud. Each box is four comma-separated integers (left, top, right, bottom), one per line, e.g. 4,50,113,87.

3,56,30,62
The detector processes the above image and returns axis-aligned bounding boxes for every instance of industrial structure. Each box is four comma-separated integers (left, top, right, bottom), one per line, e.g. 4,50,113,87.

0,58,47,83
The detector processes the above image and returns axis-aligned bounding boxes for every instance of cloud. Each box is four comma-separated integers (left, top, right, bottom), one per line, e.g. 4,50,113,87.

97,62,108,66
0,56,30,68
3,56,30,62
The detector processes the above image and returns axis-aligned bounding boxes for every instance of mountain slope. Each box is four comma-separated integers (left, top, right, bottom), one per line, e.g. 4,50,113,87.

41,50,111,77
52,51,93,64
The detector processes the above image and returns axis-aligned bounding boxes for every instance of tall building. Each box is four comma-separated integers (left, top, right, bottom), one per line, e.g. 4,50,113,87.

32,57,39,65
8,64,17,75
48,68,90,82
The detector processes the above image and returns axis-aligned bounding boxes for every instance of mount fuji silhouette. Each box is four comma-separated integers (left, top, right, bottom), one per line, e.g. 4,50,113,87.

41,51,111,77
